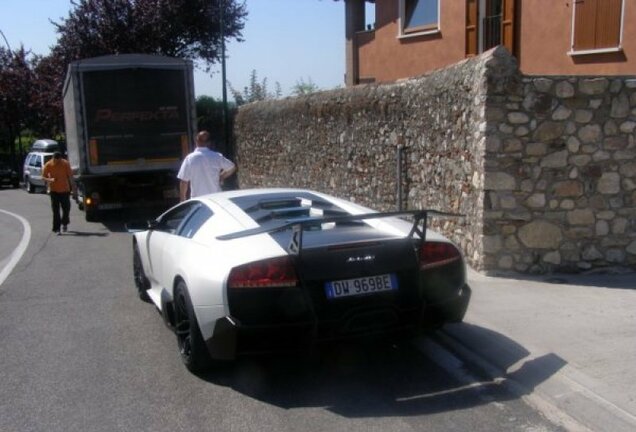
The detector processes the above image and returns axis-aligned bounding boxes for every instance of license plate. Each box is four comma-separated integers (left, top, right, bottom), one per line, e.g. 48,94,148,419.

325,274,398,299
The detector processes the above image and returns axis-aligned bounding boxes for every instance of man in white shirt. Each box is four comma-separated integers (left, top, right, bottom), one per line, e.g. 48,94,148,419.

177,131,237,201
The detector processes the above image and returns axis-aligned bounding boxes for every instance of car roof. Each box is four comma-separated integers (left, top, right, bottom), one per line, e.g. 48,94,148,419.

31,139,59,153
199,188,317,201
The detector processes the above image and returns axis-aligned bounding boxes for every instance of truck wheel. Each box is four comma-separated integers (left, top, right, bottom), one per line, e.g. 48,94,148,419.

174,281,211,373
85,209,99,222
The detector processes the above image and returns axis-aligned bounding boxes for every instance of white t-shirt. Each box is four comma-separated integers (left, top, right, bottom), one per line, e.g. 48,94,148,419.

177,147,235,197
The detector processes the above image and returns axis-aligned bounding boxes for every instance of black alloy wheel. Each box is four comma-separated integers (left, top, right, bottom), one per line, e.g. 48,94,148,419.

132,244,151,303
173,281,211,373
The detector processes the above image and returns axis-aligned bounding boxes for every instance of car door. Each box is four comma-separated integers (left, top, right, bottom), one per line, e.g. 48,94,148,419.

23,154,31,178
145,202,200,290
31,155,44,185
25,154,36,181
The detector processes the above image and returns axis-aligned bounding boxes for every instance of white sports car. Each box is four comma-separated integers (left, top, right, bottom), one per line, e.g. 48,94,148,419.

130,188,471,372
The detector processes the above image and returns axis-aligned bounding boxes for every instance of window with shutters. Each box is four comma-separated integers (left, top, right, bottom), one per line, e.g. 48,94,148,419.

466,0,516,58
571,0,624,54
482,0,503,51
399,0,440,37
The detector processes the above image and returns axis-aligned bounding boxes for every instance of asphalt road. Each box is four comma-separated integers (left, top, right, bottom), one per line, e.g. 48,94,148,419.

0,187,564,432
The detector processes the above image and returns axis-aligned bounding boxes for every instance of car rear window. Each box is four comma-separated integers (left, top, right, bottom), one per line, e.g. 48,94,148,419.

230,192,356,231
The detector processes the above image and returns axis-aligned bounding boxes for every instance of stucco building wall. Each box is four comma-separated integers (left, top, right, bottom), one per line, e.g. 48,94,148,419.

518,0,636,75
354,0,636,84
357,0,467,82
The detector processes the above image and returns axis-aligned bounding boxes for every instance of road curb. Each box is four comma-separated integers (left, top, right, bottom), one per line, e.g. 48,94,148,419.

431,328,636,432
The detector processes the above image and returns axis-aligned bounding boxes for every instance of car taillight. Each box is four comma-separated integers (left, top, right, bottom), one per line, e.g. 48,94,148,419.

228,256,299,289
419,241,461,270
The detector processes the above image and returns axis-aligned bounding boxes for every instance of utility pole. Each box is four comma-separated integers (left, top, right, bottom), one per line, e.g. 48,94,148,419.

0,29,11,51
219,0,230,157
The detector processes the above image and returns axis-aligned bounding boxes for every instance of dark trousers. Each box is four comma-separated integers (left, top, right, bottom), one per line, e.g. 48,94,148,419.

50,192,71,232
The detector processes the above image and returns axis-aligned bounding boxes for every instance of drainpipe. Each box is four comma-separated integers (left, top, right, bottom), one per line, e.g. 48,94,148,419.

345,0,365,86
396,145,404,211
220,0,230,157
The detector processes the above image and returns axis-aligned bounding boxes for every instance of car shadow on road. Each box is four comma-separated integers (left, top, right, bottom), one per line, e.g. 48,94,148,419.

438,322,568,396
85,207,166,233
63,231,109,237
196,324,566,418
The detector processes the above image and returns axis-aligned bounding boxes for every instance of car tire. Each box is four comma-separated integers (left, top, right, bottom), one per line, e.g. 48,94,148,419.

132,243,152,303
25,178,34,194
85,209,99,222
12,181,19,188
174,281,211,373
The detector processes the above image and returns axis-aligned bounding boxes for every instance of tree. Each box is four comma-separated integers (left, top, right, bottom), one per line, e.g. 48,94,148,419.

228,69,281,106
0,46,36,163
29,0,248,143
195,95,235,152
292,77,320,96
52,0,247,70
30,53,67,138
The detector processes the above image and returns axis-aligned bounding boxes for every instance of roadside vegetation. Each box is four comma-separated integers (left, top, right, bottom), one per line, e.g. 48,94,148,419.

0,0,247,167
1,0,324,170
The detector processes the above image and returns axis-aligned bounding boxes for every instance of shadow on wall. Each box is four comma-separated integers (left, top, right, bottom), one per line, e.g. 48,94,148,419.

571,51,627,66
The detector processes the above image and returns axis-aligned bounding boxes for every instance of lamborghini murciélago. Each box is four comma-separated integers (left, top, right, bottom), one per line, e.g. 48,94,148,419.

130,188,471,372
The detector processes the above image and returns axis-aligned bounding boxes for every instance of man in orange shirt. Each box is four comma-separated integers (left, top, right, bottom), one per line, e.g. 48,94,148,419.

42,152,76,235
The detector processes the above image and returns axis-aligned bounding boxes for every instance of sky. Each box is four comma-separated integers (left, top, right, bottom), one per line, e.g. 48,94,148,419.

0,0,372,100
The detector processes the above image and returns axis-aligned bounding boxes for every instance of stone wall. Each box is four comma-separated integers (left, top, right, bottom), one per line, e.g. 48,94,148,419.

483,70,636,272
234,48,636,273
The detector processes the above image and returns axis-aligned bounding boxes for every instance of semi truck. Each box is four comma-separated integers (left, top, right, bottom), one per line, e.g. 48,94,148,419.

63,54,197,221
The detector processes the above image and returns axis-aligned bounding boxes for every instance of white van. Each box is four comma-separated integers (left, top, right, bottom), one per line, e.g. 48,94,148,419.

23,139,60,193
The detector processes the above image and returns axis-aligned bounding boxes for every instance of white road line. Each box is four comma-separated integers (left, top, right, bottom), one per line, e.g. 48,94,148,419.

0,209,32,287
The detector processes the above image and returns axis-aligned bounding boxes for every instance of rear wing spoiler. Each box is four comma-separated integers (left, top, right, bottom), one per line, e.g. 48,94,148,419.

217,210,463,256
